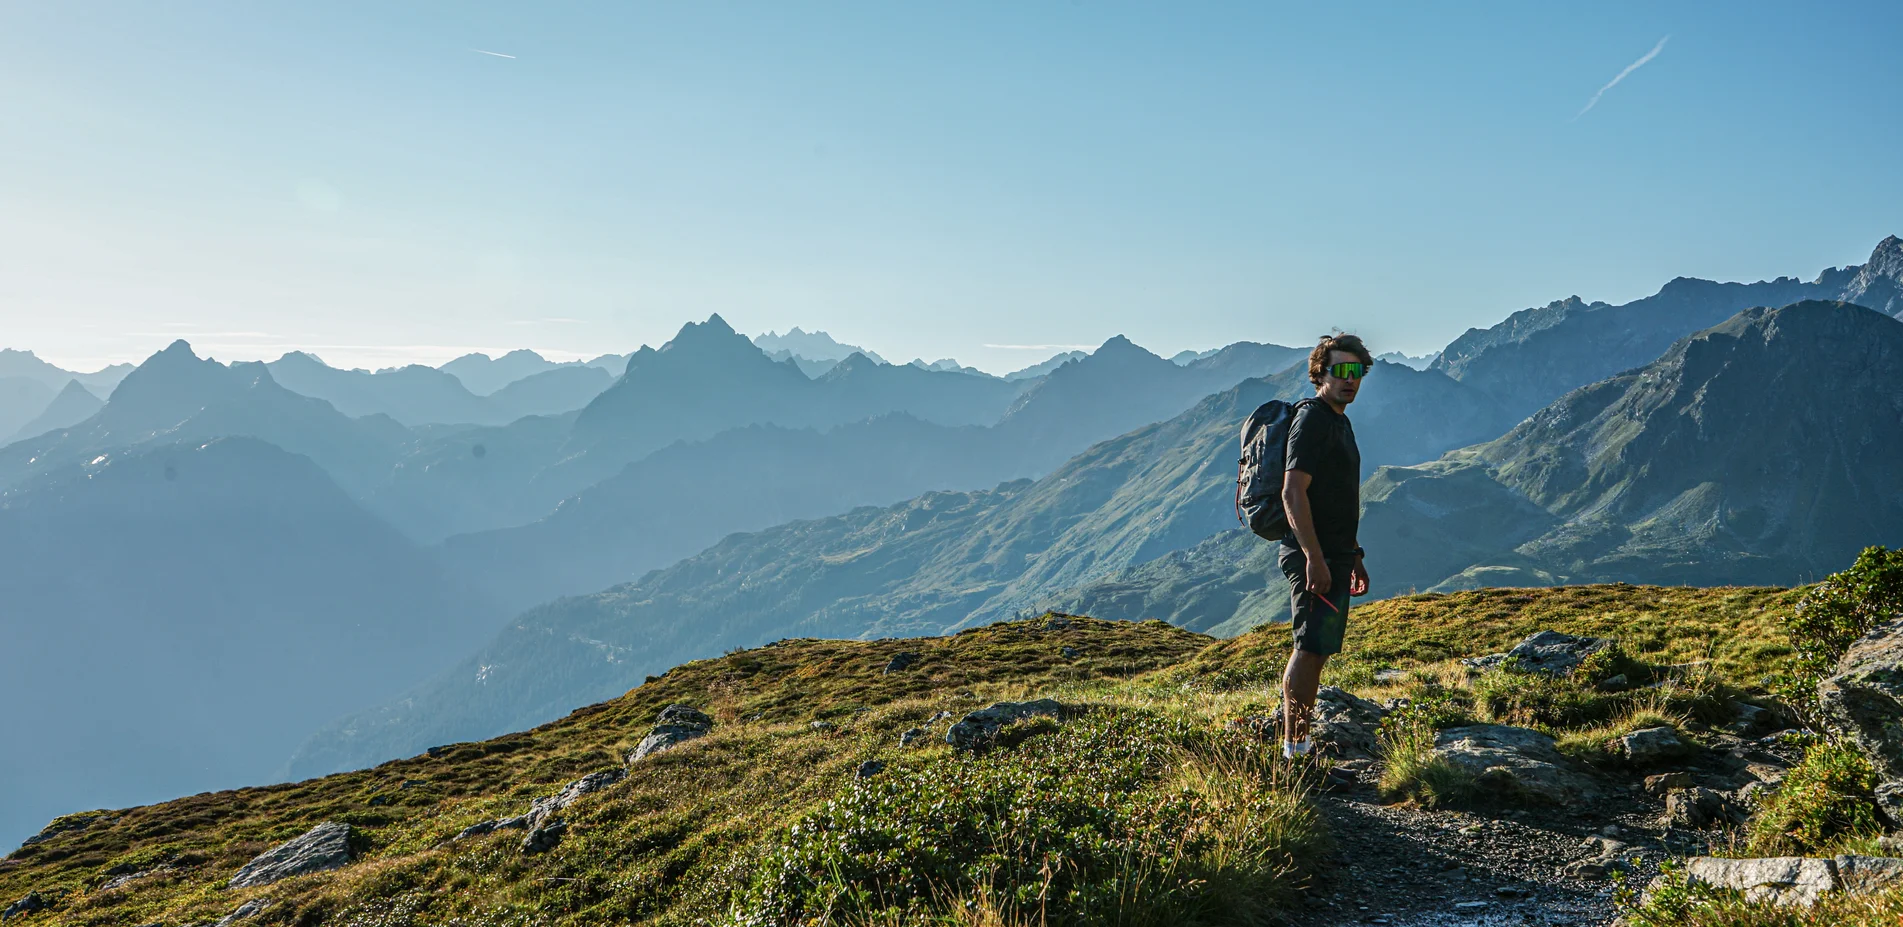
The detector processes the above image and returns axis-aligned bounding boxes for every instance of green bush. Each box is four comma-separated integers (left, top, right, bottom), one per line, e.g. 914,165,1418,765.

1745,740,1884,856
732,711,1320,926
1776,546,1903,713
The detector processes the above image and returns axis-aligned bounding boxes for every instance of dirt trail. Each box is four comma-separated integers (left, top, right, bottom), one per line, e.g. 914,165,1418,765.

1288,778,1680,927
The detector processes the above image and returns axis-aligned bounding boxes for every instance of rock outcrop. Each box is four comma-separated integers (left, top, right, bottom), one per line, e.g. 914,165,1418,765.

1463,631,1612,677
946,699,1066,751
1433,725,1597,803
629,704,713,763
454,768,626,854
227,822,355,889
1818,618,1903,819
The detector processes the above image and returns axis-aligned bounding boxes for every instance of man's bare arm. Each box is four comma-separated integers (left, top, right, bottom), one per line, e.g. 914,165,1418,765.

1282,469,1332,594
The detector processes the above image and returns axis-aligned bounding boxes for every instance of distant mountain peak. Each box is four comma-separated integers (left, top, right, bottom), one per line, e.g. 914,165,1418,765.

160,339,196,356
702,313,736,335
753,327,887,365
1091,335,1161,363
498,349,546,361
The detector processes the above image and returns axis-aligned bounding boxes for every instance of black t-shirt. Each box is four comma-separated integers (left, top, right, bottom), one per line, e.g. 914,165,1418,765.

1282,399,1360,559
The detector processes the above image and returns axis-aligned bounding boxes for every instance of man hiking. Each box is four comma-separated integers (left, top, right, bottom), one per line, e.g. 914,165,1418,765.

1280,334,1372,759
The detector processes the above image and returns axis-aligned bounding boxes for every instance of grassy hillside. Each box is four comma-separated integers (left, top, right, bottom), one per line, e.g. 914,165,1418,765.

1,585,1801,926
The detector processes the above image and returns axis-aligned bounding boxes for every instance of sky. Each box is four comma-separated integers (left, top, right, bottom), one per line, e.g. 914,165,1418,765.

1,2,1899,375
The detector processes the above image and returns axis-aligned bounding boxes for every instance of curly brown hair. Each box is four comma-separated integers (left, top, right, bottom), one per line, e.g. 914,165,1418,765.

1307,333,1373,386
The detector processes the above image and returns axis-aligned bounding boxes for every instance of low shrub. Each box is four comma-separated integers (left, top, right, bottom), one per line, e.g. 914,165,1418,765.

1745,740,1884,856
732,710,1321,926
1774,546,1903,715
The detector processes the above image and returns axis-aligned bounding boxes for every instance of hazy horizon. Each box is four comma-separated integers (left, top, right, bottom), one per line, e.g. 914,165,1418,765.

5,3,1900,374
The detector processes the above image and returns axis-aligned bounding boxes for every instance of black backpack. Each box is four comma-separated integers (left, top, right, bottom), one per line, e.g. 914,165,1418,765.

1235,398,1316,540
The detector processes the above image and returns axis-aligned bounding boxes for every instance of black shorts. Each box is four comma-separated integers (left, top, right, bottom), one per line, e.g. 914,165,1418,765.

1280,546,1353,656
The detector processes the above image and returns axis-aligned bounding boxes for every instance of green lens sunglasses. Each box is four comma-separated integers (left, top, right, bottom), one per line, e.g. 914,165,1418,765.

1327,361,1370,380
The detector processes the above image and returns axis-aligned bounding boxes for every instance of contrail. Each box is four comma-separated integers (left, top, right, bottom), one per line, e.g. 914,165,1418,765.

1574,35,1669,119
471,48,516,59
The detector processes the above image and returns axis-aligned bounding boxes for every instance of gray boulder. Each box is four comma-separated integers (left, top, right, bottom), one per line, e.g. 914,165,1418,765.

1311,687,1389,760
1463,631,1613,677
883,652,920,674
1664,787,1742,829
899,727,929,747
1673,855,1903,907
1684,856,1836,906
1619,726,1692,764
1433,725,1598,803
946,699,1066,751
227,822,355,889
630,706,713,763
1818,618,1903,819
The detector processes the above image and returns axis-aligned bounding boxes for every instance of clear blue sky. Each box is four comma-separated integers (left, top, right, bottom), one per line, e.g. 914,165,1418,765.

2,2,1897,373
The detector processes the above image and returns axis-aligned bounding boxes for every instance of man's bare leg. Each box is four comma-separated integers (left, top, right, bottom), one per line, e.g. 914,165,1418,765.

1282,648,1331,751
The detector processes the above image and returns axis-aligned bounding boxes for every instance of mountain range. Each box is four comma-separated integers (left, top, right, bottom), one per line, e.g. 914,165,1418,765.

439,349,628,395
428,332,1320,611
0,437,497,850
266,351,614,426
1431,235,1903,421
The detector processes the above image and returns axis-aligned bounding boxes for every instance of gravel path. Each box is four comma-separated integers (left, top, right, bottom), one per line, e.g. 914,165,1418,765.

1288,775,1686,927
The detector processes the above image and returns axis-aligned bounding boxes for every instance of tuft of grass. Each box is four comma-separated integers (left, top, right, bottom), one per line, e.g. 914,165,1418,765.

1375,703,1477,809
1553,700,1687,765
1744,739,1884,857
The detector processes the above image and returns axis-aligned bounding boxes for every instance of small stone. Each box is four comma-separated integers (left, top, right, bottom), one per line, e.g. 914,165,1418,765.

1568,861,1608,880
882,652,920,675
1060,646,1082,659
216,899,268,925
1374,668,1407,684
855,760,886,779
1620,726,1692,764
1600,824,1622,836
1645,771,1694,795
899,727,929,747
810,720,836,732
1454,901,1490,911
1598,674,1630,692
